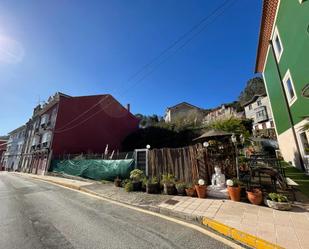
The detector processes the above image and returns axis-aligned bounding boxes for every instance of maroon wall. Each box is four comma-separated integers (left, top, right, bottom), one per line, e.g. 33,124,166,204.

52,95,139,155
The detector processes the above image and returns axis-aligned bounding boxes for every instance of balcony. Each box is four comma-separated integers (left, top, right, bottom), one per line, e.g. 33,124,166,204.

255,106,268,123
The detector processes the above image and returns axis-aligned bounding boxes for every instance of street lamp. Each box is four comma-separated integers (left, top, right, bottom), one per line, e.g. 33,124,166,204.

146,144,151,149
231,133,239,180
203,141,209,148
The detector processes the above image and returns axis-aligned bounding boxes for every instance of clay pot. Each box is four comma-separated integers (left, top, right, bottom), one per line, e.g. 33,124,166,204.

185,187,197,197
247,189,263,205
227,186,241,201
195,185,207,198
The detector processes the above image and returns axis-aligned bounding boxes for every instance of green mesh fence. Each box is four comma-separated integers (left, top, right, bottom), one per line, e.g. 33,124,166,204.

50,159,135,181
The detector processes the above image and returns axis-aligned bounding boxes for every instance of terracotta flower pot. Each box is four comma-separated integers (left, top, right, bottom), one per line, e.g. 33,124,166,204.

247,189,263,205
185,187,196,197
228,186,241,201
195,185,207,198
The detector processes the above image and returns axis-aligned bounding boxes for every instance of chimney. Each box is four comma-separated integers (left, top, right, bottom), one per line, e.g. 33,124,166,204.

126,104,130,112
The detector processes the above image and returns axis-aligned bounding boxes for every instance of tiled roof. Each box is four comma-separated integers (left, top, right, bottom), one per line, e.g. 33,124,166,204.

255,0,279,73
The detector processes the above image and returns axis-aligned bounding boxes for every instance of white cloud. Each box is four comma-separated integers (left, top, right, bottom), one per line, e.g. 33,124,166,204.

0,35,24,64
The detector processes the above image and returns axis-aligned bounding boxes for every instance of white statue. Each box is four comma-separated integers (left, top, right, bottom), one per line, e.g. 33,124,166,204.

211,166,226,189
207,166,229,198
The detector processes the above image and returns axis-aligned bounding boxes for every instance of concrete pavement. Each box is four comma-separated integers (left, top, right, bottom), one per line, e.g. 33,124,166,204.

0,172,236,249
18,172,309,249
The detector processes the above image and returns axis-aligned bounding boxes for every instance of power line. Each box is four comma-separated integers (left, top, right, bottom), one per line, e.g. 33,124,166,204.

126,0,232,83
54,0,237,133
55,0,233,132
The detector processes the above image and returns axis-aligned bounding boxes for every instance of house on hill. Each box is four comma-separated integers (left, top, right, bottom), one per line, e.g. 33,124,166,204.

243,94,276,139
164,102,205,123
203,104,244,124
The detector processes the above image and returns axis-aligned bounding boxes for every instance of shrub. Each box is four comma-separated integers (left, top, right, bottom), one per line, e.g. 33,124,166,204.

125,180,133,192
130,169,145,182
161,174,175,184
268,193,288,202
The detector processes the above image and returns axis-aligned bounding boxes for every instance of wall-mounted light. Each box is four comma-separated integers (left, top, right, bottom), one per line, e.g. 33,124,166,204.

146,144,151,149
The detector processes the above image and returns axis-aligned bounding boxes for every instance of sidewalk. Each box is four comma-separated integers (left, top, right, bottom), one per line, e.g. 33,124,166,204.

17,173,309,249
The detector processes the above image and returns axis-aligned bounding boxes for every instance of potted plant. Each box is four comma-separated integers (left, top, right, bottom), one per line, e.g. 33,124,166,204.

129,169,145,191
146,177,160,194
266,193,292,211
114,176,122,187
185,183,197,197
195,179,207,198
141,176,147,192
124,180,133,192
161,174,176,195
247,188,263,205
226,178,241,201
176,182,187,196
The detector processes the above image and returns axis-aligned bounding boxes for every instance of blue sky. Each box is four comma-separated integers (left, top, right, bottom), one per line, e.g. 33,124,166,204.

0,0,262,135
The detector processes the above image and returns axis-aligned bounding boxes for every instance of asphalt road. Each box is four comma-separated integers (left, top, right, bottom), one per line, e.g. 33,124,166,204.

0,172,233,249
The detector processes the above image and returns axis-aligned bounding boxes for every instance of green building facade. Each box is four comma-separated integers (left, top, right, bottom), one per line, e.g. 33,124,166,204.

256,0,309,170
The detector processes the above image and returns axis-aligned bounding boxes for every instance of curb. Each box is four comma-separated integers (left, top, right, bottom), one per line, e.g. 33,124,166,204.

23,174,283,249
202,217,284,249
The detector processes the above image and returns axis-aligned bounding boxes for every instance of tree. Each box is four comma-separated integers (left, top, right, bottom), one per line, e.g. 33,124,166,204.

208,117,252,138
239,77,266,106
135,114,161,128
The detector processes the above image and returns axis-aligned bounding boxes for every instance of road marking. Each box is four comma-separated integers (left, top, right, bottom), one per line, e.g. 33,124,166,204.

29,177,243,249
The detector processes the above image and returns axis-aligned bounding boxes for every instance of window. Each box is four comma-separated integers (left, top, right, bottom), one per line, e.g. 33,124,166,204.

299,132,309,156
248,104,252,110
42,132,51,144
283,70,297,105
257,100,262,106
256,109,267,118
273,27,283,61
262,123,267,129
40,114,49,125
270,121,274,127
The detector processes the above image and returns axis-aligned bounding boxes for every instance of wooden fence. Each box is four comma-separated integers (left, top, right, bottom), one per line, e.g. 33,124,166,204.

148,143,237,184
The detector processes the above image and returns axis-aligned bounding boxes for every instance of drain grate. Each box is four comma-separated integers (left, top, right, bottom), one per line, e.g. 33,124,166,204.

164,199,179,205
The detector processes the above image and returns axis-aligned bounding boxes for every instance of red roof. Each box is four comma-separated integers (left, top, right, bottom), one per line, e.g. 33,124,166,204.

255,0,279,73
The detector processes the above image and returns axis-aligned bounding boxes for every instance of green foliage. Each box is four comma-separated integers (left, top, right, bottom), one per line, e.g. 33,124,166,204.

161,174,175,184
239,77,266,106
122,179,130,187
147,177,159,184
122,126,203,151
268,193,288,202
124,180,133,192
129,169,145,182
176,182,187,189
229,178,241,187
135,114,162,128
208,117,252,138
